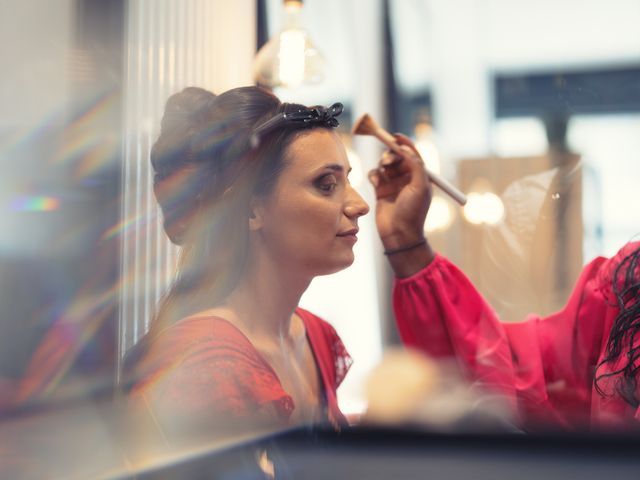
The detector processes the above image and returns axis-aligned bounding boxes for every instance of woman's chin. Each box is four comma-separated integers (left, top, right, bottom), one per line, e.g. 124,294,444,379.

318,253,356,276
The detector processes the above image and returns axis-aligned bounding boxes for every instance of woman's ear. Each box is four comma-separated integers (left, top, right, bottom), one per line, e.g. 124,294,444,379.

248,198,264,231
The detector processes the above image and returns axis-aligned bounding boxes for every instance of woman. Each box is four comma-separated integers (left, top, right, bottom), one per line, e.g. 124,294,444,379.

371,140,640,431
127,86,370,446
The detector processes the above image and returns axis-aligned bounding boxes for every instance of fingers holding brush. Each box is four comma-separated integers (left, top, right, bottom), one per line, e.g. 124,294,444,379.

369,134,431,202
368,134,432,245
392,133,431,192
352,112,466,205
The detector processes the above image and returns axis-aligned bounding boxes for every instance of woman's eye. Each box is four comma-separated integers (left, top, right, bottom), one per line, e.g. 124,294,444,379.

316,174,338,193
320,183,337,192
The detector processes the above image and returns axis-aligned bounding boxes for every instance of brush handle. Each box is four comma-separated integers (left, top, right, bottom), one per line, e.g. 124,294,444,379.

372,127,467,206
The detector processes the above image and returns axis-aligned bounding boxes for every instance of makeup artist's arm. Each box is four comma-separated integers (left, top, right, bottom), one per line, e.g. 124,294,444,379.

368,133,434,277
369,135,520,416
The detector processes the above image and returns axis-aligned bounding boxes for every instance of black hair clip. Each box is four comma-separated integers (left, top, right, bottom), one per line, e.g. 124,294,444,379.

250,102,344,148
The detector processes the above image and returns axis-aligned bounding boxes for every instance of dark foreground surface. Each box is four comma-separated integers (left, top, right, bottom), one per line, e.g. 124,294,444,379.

137,426,640,480
3,395,640,480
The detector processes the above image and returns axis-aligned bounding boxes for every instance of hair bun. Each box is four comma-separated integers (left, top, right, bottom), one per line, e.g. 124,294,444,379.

151,87,217,245
160,87,216,135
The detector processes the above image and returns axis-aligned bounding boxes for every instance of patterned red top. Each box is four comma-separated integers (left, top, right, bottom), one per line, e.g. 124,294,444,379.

129,308,351,441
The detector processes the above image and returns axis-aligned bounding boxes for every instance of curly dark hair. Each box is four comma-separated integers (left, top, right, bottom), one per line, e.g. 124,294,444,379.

595,244,640,407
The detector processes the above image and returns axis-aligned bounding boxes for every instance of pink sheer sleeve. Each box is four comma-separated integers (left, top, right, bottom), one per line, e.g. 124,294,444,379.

393,253,612,428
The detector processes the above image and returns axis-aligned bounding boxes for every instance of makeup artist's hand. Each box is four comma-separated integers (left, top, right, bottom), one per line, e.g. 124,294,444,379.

368,134,435,277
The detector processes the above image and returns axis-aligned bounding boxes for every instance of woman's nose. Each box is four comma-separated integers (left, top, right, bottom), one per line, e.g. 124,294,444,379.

344,186,370,218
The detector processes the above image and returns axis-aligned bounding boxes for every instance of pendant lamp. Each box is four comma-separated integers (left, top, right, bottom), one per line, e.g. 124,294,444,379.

254,0,326,89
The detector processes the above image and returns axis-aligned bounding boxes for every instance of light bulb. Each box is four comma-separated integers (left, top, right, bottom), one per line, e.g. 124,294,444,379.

278,30,306,87
254,0,326,89
414,119,441,175
424,196,454,232
463,191,505,225
415,138,441,175
481,192,505,224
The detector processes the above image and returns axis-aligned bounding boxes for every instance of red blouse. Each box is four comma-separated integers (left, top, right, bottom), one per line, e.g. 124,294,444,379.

393,242,640,431
129,308,351,440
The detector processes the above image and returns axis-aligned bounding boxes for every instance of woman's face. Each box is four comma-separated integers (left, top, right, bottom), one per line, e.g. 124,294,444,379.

251,129,370,278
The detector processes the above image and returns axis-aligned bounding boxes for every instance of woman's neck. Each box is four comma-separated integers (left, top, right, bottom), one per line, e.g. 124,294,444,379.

217,250,311,342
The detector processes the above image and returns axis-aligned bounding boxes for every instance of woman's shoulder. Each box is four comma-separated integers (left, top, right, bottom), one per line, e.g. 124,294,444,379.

295,307,331,328
295,307,343,342
130,314,292,418
161,314,248,345
295,307,352,388
139,314,268,374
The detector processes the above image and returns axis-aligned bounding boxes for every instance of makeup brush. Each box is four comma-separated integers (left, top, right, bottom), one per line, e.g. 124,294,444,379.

352,114,467,205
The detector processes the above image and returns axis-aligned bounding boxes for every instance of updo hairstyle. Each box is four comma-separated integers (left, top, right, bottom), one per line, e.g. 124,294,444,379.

147,86,333,336
151,86,285,246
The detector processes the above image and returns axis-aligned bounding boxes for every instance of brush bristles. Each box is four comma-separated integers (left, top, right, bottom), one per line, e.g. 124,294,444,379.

352,114,378,136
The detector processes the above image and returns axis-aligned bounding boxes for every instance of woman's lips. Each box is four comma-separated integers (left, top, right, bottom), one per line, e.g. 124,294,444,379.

337,228,359,242
337,227,358,236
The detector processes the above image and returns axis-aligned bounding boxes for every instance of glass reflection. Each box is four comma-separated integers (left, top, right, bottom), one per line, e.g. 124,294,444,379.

1,0,640,478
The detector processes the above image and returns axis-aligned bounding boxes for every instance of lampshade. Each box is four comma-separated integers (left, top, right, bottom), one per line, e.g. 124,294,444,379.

254,0,326,89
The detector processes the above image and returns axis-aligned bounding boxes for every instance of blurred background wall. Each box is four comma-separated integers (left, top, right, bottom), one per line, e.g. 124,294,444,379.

0,0,123,402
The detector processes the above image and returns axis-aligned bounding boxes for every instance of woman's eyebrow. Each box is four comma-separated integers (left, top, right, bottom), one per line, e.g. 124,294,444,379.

312,164,352,176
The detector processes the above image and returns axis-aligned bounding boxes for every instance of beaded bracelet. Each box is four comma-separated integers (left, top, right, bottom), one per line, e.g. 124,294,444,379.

383,238,427,256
